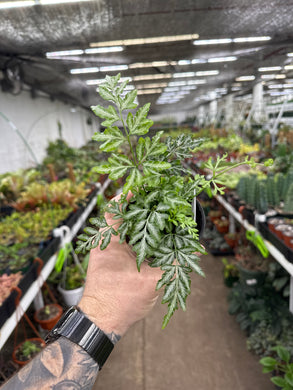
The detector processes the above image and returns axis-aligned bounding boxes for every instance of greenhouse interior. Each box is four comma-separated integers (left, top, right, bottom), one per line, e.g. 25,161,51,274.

1,1,293,389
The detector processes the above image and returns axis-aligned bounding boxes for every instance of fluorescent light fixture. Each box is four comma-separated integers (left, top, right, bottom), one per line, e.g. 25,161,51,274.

164,87,180,92
181,85,197,90
208,56,237,63
85,46,123,54
233,36,271,42
137,88,162,95
258,66,282,72
133,74,172,81
187,79,206,85
0,1,35,9
136,83,168,89
100,65,128,72
90,34,199,48
276,74,286,79
268,84,284,89
261,74,278,79
285,65,293,70
231,87,241,91
46,49,83,57
168,81,187,87
129,61,177,69
0,0,93,7
235,75,255,81
270,91,293,96
288,53,293,57
195,70,219,76
70,67,99,74
193,36,271,46
173,72,195,78
192,59,207,64
178,60,191,65
193,38,232,45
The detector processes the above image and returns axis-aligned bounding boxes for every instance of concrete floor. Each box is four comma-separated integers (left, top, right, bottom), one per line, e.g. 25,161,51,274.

93,254,275,390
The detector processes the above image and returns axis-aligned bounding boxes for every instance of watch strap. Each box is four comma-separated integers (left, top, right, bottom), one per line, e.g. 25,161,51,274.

45,306,114,368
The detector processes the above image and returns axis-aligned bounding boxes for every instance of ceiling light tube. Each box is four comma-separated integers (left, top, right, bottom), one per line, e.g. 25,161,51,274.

192,59,207,64
258,66,282,72
285,65,293,70
173,72,195,78
0,1,35,9
178,60,191,65
133,74,172,81
99,65,128,72
136,83,168,89
46,49,84,57
87,76,132,85
85,46,124,54
208,56,237,63
193,38,232,45
41,0,93,4
90,34,199,48
235,75,255,81
287,53,293,57
233,36,271,42
187,79,206,85
195,70,219,76
137,88,162,95
70,67,99,74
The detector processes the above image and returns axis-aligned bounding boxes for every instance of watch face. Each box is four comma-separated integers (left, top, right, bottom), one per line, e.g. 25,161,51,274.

52,380,81,389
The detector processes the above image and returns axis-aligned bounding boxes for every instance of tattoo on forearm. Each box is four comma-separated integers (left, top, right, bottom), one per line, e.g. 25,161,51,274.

106,331,121,344
2,337,99,390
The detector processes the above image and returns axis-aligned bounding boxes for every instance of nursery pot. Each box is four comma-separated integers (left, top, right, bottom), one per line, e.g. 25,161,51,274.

58,285,84,306
236,264,266,287
34,303,63,331
12,338,45,367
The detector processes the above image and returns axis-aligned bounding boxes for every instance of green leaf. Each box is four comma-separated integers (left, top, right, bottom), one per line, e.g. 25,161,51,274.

285,373,293,386
84,227,99,235
123,168,142,193
118,221,130,243
98,85,115,101
89,217,107,228
135,236,148,270
92,127,125,152
91,105,119,127
100,229,112,250
162,295,177,329
120,89,138,110
143,161,171,175
136,138,145,162
271,377,286,387
162,279,177,303
156,266,176,290
273,346,291,363
260,357,277,367
116,78,130,95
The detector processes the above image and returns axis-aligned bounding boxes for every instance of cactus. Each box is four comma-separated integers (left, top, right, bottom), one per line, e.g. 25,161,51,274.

247,175,257,208
237,176,250,204
266,176,280,208
275,172,285,201
255,181,268,214
283,182,293,213
282,169,293,200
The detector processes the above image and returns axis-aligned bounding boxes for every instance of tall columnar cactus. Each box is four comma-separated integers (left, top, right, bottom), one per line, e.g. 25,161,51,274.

237,176,250,204
267,176,280,208
283,182,293,213
247,175,257,208
275,172,285,201
282,169,293,201
255,181,268,214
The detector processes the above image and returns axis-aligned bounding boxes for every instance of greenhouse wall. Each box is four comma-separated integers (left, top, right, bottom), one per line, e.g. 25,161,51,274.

0,90,98,174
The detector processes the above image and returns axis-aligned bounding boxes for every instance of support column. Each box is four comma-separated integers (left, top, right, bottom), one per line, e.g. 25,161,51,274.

225,94,234,127
252,82,264,123
198,105,205,126
209,95,217,124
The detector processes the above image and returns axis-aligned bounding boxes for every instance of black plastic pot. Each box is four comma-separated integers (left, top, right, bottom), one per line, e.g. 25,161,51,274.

194,199,206,238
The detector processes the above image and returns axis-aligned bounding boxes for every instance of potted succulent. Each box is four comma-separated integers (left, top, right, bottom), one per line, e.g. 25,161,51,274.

12,338,45,366
221,258,239,287
34,303,63,331
76,74,272,328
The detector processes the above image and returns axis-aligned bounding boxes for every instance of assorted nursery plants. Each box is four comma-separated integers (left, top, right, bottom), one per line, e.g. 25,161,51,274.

75,73,270,328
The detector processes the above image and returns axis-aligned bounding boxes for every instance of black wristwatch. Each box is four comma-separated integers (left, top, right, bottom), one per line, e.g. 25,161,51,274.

45,306,114,369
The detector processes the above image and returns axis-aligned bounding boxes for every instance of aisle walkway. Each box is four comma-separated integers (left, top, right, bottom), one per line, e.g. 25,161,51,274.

93,254,274,390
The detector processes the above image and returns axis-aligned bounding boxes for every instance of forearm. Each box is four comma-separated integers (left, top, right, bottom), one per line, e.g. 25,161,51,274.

2,337,99,390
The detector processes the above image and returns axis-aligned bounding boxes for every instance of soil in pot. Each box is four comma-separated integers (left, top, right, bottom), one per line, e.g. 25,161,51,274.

34,303,63,330
12,338,45,366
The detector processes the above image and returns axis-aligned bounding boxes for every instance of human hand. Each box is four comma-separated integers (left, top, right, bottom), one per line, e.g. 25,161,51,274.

79,193,163,338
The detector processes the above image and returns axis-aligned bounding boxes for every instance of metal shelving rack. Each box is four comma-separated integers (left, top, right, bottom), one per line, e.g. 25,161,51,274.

216,194,293,314
0,179,111,350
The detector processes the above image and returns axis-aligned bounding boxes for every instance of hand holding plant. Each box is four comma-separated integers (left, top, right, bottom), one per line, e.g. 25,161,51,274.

76,74,272,328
